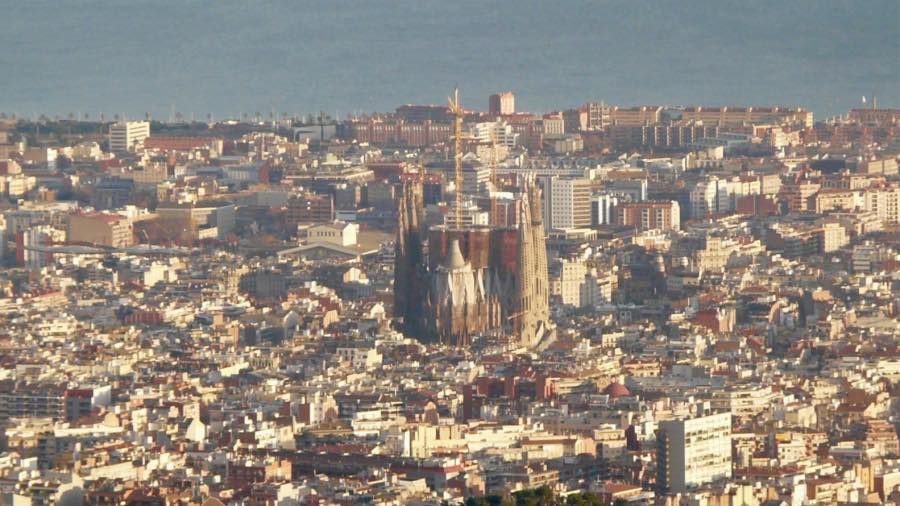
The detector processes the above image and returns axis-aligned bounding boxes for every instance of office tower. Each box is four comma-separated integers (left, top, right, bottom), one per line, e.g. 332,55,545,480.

541,177,592,230
657,412,732,494
489,92,515,116
592,193,619,226
108,121,151,153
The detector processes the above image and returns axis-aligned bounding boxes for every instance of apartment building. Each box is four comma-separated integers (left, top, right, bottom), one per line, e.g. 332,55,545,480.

864,186,900,225
108,121,150,153
67,213,134,248
680,106,813,128
657,412,733,493
285,193,334,226
615,200,680,231
541,177,593,230
551,258,587,306
489,92,515,116
156,200,236,240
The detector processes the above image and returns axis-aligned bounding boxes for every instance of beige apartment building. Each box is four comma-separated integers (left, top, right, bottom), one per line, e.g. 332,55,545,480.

67,213,134,248
681,106,813,127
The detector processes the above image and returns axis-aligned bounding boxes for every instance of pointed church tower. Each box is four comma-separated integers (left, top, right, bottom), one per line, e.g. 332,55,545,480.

513,180,551,347
394,179,425,336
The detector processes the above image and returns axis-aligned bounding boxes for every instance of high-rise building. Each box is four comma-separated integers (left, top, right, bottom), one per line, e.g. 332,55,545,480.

592,193,619,226
489,92,515,116
657,412,732,494
108,121,150,153
541,177,593,230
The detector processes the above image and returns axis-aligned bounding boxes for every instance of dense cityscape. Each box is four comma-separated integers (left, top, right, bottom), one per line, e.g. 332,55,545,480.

0,91,897,506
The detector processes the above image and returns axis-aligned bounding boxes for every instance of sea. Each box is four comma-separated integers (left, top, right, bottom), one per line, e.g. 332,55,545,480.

1,0,898,121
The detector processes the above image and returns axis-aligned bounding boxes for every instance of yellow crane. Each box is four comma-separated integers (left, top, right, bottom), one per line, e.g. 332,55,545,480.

488,123,499,223
448,88,464,228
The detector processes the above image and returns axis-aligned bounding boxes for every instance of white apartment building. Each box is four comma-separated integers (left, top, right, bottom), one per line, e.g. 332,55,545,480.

552,258,587,306
657,411,732,493
461,165,493,195
21,225,61,271
542,176,593,230
108,121,150,153
580,268,617,307
471,121,519,148
336,347,382,370
443,202,489,228
711,386,779,421
864,186,900,225
592,193,619,226
690,177,733,219
308,221,359,247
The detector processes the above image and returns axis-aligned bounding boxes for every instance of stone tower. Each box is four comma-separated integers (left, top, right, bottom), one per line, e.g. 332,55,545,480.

513,181,551,347
394,179,426,337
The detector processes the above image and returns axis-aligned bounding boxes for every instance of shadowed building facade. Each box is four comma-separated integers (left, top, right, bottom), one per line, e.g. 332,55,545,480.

394,179,550,348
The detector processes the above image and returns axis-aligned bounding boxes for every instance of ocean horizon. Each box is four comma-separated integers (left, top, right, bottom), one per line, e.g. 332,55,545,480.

1,0,898,121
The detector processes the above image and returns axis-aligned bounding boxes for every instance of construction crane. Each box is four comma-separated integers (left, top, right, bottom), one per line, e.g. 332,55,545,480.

488,124,499,223
447,88,465,229
489,123,499,191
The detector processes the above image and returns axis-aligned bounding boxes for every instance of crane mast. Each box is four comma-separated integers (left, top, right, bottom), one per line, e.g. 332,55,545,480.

448,88,464,228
